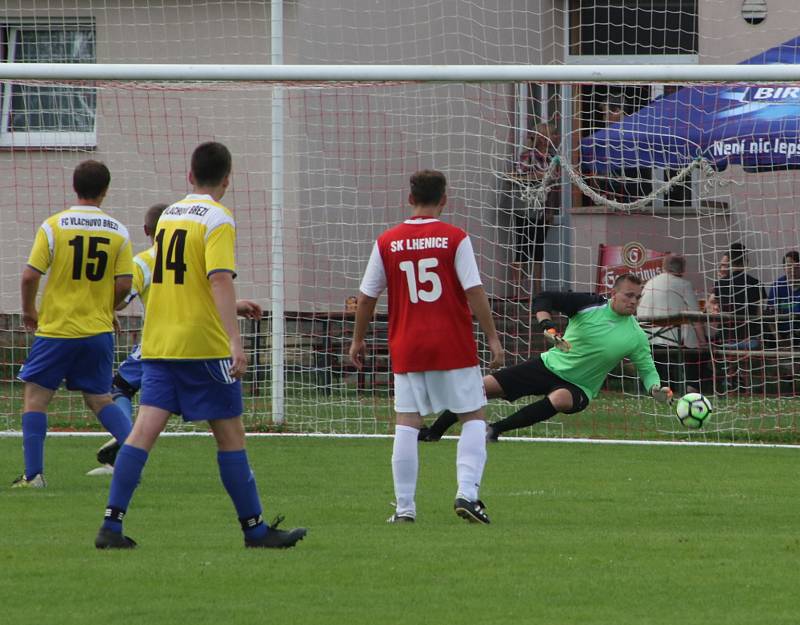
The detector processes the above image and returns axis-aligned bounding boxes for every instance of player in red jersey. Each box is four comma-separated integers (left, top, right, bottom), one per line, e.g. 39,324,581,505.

349,169,504,524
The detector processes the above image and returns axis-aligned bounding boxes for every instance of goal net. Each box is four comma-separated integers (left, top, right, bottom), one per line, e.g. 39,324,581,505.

0,1,798,444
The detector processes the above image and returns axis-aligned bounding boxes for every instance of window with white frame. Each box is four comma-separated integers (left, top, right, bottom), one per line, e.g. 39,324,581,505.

567,1,699,209
1,22,96,148
568,0,698,58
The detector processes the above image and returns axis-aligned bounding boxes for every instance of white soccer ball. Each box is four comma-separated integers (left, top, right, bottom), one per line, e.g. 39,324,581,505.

675,392,712,429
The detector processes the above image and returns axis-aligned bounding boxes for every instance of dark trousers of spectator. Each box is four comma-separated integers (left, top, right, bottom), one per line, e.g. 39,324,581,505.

652,346,712,395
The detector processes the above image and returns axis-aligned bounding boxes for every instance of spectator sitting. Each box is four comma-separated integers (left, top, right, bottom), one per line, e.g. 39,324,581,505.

713,243,765,349
716,252,731,280
767,250,800,348
638,254,708,393
705,252,730,314
639,254,707,349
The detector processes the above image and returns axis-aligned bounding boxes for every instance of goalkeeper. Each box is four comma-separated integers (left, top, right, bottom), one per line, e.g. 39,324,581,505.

420,274,672,442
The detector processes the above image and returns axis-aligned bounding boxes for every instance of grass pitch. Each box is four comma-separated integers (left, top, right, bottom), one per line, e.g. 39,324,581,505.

2,379,799,443
1,436,798,625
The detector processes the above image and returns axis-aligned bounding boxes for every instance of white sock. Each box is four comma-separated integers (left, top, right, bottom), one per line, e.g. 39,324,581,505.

392,425,419,518
456,420,487,502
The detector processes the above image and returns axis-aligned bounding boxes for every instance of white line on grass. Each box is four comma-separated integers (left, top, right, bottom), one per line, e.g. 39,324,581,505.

0,430,798,449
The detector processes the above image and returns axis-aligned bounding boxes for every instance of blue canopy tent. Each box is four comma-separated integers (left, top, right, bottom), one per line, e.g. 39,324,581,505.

581,36,800,174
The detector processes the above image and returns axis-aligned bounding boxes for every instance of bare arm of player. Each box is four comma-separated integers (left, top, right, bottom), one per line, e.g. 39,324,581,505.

236,299,262,320
209,271,247,379
349,292,378,370
113,275,133,310
20,265,42,332
693,321,708,346
464,285,504,369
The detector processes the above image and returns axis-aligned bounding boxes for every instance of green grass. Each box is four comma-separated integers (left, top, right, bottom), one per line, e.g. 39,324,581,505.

2,377,799,443
2,388,798,443
1,436,798,625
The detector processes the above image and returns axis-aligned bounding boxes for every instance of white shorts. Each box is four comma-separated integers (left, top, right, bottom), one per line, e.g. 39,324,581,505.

393,365,487,416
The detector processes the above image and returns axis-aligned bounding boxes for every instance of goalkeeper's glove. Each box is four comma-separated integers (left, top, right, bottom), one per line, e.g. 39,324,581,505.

650,385,674,405
539,318,571,352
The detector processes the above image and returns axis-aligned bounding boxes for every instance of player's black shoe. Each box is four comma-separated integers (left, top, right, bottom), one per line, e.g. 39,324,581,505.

486,423,500,443
386,513,415,523
96,439,121,467
454,498,491,524
245,515,307,549
418,426,443,442
95,527,137,549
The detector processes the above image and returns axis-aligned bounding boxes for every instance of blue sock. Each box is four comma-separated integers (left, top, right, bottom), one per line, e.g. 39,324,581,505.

21,411,47,478
217,450,267,540
97,403,132,445
113,395,133,423
102,445,148,533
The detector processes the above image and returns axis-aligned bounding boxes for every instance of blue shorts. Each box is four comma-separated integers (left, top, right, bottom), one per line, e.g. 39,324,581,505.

116,344,143,391
18,333,114,395
140,359,243,422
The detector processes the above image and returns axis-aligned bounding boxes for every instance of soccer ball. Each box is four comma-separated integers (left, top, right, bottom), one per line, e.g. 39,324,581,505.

675,392,712,429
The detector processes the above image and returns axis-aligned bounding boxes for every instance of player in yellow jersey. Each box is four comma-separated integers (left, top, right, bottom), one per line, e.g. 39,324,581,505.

88,202,166,475
95,142,306,550
13,160,134,488
91,203,263,473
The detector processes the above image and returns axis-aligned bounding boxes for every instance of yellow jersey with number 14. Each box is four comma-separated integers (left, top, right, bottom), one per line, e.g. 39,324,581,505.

141,194,236,360
27,206,133,338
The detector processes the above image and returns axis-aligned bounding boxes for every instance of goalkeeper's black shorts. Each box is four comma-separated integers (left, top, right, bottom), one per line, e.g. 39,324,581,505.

491,355,589,414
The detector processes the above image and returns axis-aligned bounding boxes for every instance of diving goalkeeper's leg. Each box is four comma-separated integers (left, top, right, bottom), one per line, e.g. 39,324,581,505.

487,397,559,441
419,410,459,441
488,387,585,440
419,371,509,441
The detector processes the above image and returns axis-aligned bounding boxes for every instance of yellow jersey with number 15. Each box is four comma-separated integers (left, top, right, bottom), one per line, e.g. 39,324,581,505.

26,206,133,338
141,194,236,360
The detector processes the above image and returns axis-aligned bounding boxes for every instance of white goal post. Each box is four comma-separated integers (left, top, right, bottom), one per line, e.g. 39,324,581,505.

3,63,800,82
2,59,800,443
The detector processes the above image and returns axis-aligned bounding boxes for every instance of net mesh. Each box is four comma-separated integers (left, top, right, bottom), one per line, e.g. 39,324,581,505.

1,1,799,443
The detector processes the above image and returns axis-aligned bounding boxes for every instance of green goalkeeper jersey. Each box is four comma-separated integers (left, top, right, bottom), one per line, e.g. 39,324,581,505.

538,293,661,399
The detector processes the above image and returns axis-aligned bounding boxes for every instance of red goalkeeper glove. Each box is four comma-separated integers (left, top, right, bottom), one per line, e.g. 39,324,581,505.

539,318,571,352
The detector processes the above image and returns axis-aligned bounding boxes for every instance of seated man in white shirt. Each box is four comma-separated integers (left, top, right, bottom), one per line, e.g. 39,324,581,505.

638,254,708,393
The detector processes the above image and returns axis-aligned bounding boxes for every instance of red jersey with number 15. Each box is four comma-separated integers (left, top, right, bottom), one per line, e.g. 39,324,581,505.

368,218,480,373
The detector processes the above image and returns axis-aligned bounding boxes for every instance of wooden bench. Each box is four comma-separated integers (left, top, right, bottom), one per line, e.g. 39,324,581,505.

242,312,391,393
714,348,798,360
711,347,799,394
317,313,391,392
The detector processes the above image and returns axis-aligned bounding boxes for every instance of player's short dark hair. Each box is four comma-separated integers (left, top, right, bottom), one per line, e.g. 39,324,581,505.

73,160,110,200
663,253,686,275
144,203,168,236
614,273,643,288
409,169,447,206
784,250,799,263
191,141,232,187
729,242,747,267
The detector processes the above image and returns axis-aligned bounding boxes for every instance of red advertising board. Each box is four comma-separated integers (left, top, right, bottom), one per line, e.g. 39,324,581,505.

596,242,668,294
